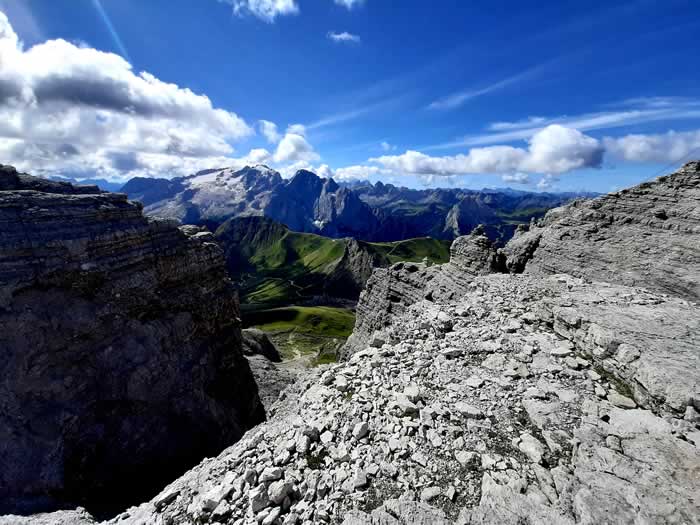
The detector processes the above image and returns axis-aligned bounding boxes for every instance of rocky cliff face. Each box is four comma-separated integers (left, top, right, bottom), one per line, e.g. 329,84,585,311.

0,166,264,516
323,238,388,300
503,161,700,302
342,227,503,358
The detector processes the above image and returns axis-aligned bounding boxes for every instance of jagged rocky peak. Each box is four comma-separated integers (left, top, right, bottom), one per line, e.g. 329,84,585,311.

229,165,283,187
449,225,505,275
502,161,700,302
0,167,264,516
287,169,324,194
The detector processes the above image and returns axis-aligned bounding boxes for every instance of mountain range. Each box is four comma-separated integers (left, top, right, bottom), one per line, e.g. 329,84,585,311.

119,166,596,243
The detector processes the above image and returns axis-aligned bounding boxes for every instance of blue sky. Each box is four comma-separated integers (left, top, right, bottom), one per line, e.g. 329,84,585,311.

1,0,699,192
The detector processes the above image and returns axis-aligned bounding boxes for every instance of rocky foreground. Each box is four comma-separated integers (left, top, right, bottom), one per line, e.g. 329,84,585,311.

0,166,263,515
2,163,699,524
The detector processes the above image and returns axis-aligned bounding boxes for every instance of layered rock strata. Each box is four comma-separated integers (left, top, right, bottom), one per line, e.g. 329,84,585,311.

503,161,700,302
0,166,264,515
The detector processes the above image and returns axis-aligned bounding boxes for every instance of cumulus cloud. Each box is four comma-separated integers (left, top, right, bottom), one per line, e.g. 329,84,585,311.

604,129,700,163
327,31,361,44
371,125,603,176
333,165,387,181
380,141,396,152
258,119,281,143
273,132,319,163
334,0,365,8
536,174,559,190
220,0,299,22
501,173,530,184
246,147,273,164
286,123,307,136
0,11,253,179
315,164,333,178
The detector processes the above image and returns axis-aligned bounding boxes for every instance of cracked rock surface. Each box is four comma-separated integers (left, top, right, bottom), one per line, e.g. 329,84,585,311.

502,161,700,302
0,166,264,516
71,272,697,525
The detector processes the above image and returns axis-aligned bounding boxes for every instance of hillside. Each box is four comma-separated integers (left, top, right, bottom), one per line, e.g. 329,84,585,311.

214,216,451,305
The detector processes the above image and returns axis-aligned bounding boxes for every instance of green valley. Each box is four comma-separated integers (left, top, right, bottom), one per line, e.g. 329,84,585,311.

217,216,451,364
215,216,451,306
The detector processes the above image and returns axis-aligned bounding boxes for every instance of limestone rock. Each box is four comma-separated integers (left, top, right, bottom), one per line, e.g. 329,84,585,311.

502,161,700,303
0,166,264,515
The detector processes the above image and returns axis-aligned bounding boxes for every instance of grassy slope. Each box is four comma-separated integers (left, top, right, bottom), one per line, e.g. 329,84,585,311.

243,306,356,338
233,224,449,363
240,230,450,305
242,306,356,361
365,237,451,265
241,232,345,303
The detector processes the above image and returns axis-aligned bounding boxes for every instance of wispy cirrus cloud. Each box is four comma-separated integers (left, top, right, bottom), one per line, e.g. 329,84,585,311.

428,97,700,150
327,31,361,44
305,95,410,131
427,64,546,111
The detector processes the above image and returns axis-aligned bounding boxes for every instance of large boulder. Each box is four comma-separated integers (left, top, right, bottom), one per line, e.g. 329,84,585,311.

0,166,264,515
242,328,282,362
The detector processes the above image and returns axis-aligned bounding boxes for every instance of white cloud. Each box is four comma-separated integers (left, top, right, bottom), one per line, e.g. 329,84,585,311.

380,141,396,152
334,0,365,9
327,31,361,44
246,147,272,164
427,65,544,111
315,164,334,178
333,164,388,181
501,173,530,184
273,132,319,163
536,174,559,190
286,123,306,136
604,129,700,163
431,97,700,150
220,0,299,22
0,11,254,179
371,125,603,176
258,119,281,143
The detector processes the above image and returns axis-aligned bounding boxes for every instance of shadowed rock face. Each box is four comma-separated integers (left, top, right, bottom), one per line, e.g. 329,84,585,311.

503,161,700,302
0,165,264,517
242,328,282,362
